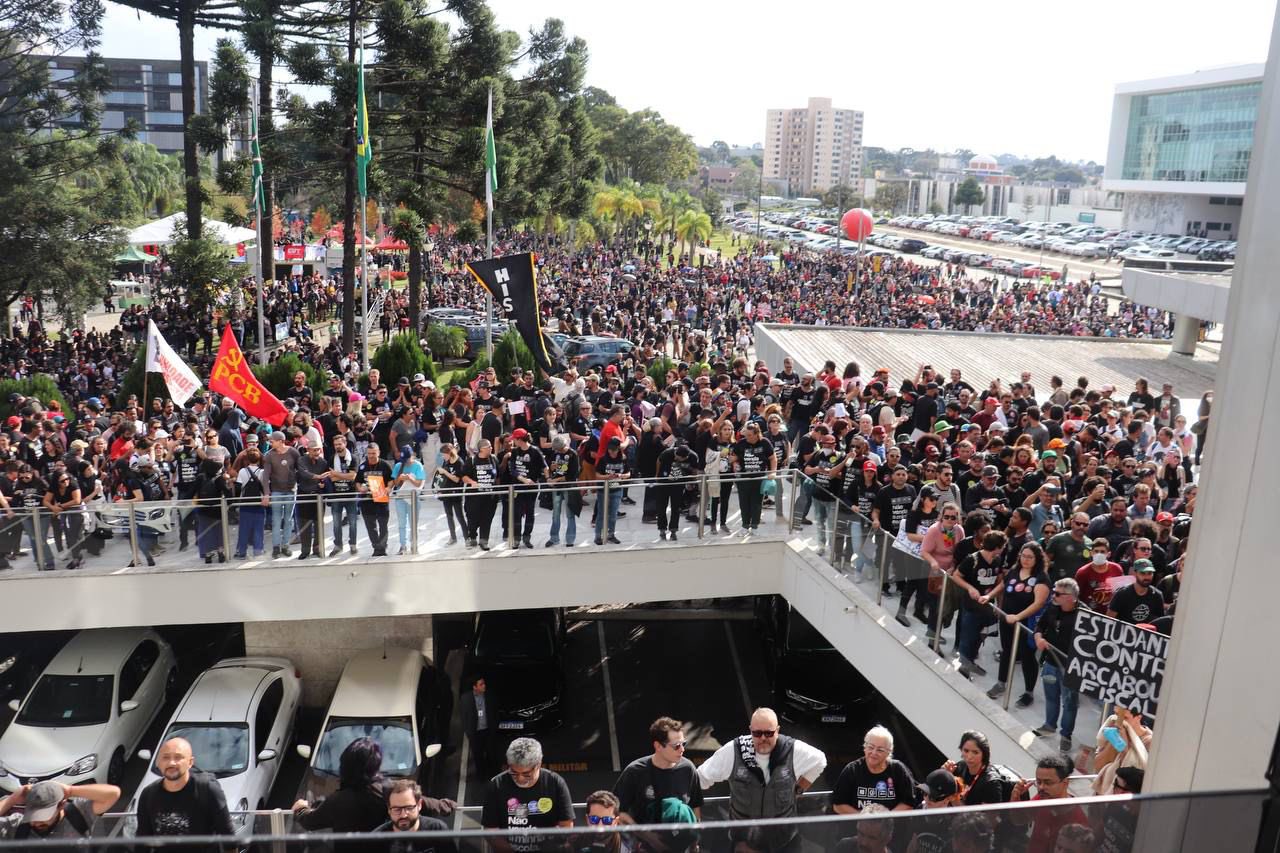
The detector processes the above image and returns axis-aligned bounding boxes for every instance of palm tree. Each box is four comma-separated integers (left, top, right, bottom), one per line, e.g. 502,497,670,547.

674,209,712,265
659,189,699,245
592,187,621,237
122,143,183,216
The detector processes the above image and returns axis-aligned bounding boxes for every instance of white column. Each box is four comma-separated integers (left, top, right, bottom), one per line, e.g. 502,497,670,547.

1171,312,1200,356
1146,5,1280,795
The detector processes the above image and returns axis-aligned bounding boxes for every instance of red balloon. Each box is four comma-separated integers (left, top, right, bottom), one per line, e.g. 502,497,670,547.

841,208,874,241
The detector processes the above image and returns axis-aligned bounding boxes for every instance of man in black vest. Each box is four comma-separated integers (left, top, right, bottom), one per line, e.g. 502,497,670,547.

695,708,826,851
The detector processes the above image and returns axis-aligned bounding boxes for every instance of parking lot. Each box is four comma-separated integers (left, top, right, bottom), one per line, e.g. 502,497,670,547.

1,603,943,819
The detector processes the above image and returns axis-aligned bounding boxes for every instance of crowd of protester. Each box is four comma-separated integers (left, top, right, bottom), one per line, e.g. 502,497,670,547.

0,710,1152,852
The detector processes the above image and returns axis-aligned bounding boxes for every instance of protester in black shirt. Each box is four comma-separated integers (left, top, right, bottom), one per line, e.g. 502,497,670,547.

1107,559,1166,624
544,436,580,548
355,443,394,556
987,542,1051,708
373,780,456,853
435,443,468,545
1034,577,1084,751
480,738,574,853
831,725,917,814
731,422,774,532
507,428,546,549
136,737,234,853
462,440,501,550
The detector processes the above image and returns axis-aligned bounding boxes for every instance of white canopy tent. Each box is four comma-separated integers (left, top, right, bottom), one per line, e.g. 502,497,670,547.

127,213,258,246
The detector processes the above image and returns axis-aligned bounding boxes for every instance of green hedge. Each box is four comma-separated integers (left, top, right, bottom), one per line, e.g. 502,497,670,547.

647,356,676,387
492,328,536,379
116,344,170,408
251,352,326,400
0,376,72,421
372,333,437,386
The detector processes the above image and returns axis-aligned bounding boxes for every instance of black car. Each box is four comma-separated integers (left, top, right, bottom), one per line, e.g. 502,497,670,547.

0,631,73,733
898,238,928,254
463,609,567,734
756,596,873,726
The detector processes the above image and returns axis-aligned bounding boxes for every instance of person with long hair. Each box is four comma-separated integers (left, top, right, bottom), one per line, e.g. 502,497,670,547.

293,737,388,835
942,730,1006,805
987,542,1051,708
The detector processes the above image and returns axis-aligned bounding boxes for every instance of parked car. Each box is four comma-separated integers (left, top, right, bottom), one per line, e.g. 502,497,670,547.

0,632,74,733
561,336,636,373
128,658,301,836
756,596,872,726
1069,242,1107,258
990,258,1018,274
898,238,928,254
921,246,948,259
462,609,567,735
295,647,450,803
0,628,177,791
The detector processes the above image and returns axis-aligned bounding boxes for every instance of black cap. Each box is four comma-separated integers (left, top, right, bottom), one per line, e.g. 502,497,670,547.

398,377,410,385
922,769,958,801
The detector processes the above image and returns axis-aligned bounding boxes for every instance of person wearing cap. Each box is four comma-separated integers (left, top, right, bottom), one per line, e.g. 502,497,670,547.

263,431,301,559
1106,558,1166,624
0,779,120,840
505,428,546,549
594,435,631,546
388,444,425,555
1025,474,1065,541
296,437,333,559
909,381,941,442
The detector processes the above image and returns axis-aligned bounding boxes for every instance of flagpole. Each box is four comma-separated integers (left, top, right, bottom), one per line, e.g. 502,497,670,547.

484,86,494,363
253,89,267,367
361,192,370,372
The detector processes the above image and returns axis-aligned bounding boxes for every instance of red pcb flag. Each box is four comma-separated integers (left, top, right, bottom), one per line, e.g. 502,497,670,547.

208,325,289,426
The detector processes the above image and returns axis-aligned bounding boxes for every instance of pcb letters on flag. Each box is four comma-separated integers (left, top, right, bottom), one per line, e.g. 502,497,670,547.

209,325,289,426
145,320,201,406
464,253,565,375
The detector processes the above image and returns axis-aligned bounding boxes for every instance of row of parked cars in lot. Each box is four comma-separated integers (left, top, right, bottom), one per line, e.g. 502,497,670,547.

0,613,566,836
887,214,1237,262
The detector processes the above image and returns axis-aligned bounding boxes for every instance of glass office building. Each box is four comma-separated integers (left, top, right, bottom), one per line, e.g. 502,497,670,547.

1121,81,1261,184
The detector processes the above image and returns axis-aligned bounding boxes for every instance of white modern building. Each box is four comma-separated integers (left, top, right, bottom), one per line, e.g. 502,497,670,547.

763,97,864,196
1103,64,1263,238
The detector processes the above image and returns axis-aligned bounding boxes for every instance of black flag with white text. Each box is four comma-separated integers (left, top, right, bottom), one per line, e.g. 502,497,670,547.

465,252,566,375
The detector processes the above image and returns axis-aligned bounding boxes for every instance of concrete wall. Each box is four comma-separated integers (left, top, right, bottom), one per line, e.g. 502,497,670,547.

245,616,434,707
1122,192,1244,237
1144,5,1280,797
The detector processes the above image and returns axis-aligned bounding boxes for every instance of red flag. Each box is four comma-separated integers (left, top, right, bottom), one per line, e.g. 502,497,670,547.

208,325,289,426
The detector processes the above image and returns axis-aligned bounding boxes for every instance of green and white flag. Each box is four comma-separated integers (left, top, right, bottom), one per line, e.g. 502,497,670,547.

356,42,372,197
485,86,497,213
250,95,266,214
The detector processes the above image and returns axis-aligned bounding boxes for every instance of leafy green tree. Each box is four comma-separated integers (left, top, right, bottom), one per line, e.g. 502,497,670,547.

928,201,945,215
583,88,696,185
0,1,125,325
730,160,760,201
252,352,325,399
163,224,237,315
372,333,436,384
872,183,906,215
675,209,712,264
954,177,985,213
820,184,861,209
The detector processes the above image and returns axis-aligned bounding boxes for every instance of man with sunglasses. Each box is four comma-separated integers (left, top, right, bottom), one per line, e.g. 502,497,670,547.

613,717,703,830
1034,579,1083,752
696,708,826,852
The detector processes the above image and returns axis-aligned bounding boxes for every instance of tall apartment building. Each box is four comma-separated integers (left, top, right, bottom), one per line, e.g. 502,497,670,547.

35,55,209,157
763,97,863,196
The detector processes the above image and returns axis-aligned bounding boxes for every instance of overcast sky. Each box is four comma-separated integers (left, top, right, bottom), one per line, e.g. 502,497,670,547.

98,0,1276,164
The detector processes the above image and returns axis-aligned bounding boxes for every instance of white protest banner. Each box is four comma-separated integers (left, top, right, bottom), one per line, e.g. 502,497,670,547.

146,320,202,406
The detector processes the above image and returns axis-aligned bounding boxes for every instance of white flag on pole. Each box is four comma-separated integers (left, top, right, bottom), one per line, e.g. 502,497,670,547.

146,319,202,406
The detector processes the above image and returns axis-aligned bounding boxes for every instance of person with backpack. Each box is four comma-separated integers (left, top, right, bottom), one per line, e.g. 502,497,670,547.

193,458,232,564
0,780,120,840
233,448,269,559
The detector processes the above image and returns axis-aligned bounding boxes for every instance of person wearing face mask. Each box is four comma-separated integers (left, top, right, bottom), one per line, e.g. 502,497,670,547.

1073,538,1124,610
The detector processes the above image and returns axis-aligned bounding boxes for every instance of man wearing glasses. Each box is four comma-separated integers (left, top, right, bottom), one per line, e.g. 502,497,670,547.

480,737,574,853
373,779,453,853
1034,579,1083,752
1007,754,1087,853
613,717,703,828
697,708,826,851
